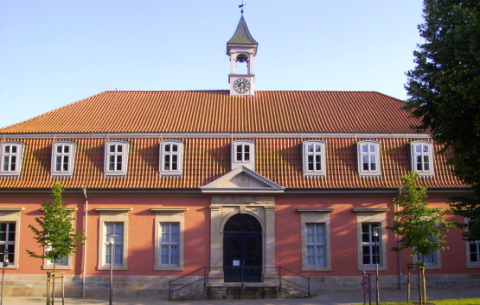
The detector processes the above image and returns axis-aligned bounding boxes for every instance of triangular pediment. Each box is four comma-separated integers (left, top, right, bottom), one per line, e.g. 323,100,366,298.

200,166,285,194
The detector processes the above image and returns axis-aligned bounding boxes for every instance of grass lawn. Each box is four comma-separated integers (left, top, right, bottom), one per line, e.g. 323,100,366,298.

378,298,480,305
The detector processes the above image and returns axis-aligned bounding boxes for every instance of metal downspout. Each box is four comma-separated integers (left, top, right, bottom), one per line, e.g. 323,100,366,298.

82,188,89,298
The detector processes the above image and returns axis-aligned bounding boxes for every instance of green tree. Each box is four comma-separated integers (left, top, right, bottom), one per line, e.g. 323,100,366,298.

404,1,480,240
27,182,85,270
390,172,453,257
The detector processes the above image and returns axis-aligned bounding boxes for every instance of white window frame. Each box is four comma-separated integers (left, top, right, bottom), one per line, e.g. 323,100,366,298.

0,142,25,177
231,140,255,170
0,208,23,269
104,140,129,176
159,140,184,177
354,208,388,271
410,140,434,176
298,208,332,271
96,208,131,270
467,240,480,268
357,140,381,176
302,140,326,177
464,218,480,268
51,141,76,177
152,208,187,271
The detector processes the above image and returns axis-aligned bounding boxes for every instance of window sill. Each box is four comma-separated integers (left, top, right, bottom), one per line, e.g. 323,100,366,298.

155,265,184,271
98,265,128,271
302,266,331,272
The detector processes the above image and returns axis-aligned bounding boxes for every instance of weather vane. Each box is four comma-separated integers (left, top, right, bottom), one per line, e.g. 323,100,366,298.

239,0,246,14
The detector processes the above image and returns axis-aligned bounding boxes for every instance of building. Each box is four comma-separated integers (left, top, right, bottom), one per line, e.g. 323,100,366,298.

0,13,478,298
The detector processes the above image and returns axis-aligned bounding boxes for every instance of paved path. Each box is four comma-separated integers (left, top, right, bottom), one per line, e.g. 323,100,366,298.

3,288,480,305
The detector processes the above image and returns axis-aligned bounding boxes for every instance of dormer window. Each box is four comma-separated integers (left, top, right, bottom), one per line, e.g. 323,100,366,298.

104,140,129,176
159,140,184,176
51,141,76,177
0,142,25,177
231,140,255,170
410,140,434,176
357,140,381,176
302,140,326,176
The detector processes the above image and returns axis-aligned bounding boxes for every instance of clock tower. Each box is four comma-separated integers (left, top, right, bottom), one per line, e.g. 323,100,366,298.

227,13,258,96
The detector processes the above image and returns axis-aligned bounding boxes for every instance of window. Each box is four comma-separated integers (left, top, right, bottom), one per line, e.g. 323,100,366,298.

410,141,434,176
159,140,184,176
361,223,381,265
0,223,16,265
0,207,23,268
306,223,326,267
96,208,131,270
468,241,480,266
231,140,255,170
160,223,179,266
357,141,381,176
298,208,332,271
51,141,76,177
302,141,326,176
354,208,388,270
153,207,187,271
104,141,129,176
105,223,124,266
44,249,70,270
0,142,25,177
43,207,77,270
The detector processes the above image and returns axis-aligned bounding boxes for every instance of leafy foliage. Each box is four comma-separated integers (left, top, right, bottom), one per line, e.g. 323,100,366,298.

404,1,480,240
390,172,453,257
27,182,85,270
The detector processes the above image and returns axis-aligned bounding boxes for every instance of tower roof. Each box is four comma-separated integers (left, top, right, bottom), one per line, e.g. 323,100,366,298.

227,15,258,54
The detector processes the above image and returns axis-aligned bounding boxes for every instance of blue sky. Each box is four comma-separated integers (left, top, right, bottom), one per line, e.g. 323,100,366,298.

0,0,424,128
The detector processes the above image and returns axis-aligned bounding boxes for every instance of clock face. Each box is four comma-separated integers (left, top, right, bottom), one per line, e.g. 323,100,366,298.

233,78,251,94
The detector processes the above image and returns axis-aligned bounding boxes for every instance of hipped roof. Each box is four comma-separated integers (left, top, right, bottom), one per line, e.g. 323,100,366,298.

0,90,420,134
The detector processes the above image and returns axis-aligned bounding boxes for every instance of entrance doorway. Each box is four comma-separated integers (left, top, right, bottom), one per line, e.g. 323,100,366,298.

223,214,262,282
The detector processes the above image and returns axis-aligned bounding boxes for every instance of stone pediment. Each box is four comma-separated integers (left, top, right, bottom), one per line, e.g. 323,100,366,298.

200,166,285,194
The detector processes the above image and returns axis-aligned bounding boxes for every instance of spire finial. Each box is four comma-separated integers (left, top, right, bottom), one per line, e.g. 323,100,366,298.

238,1,246,14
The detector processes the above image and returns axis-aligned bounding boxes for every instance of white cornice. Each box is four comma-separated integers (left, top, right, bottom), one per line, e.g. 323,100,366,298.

0,132,432,139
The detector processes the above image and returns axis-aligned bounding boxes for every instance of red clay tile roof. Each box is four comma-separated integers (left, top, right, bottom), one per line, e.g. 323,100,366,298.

0,91,420,134
0,137,463,189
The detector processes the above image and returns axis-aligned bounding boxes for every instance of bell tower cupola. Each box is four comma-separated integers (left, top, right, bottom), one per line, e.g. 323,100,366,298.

227,13,258,96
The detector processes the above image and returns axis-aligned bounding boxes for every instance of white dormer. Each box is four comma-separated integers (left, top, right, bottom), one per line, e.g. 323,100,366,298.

231,140,255,171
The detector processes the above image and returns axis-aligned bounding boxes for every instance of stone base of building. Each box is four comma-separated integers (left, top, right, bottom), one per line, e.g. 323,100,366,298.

1,273,479,298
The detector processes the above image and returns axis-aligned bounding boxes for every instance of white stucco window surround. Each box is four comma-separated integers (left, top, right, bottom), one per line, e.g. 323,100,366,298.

353,208,389,271
231,140,255,170
0,207,24,269
297,208,333,271
96,208,132,270
356,140,381,177
0,142,25,177
104,140,130,176
302,140,327,177
152,207,187,271
43,207,77,270
410,140,434,176
159,140,184,177
51,141,77,177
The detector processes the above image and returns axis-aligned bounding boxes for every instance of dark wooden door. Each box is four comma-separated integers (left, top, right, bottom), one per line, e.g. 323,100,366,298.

223,214,262,282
